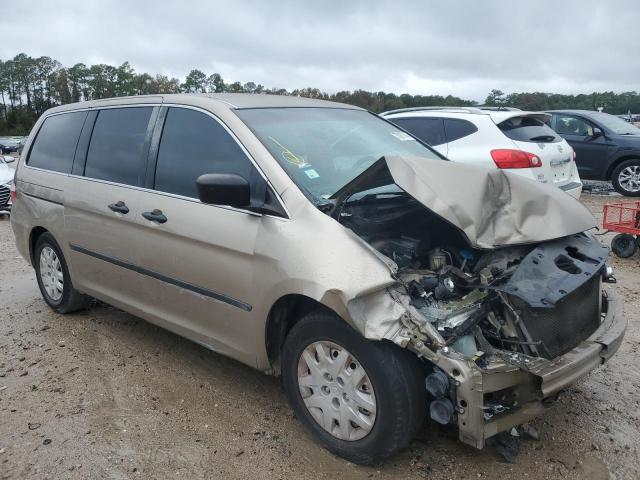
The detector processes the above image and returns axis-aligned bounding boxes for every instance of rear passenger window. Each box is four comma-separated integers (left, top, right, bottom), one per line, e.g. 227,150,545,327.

84,107,152,185
443,118,478,142
498,116,562,143
28,111,87,173
391,117,446,146
154,108,254,199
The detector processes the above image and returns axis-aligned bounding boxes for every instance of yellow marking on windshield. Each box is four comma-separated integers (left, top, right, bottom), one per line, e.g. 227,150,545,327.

269,136,307,167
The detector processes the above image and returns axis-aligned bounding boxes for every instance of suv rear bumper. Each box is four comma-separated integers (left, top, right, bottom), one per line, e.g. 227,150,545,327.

455,290,625,449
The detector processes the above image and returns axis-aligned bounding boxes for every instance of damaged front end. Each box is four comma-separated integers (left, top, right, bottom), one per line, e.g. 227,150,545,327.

339,156,626,449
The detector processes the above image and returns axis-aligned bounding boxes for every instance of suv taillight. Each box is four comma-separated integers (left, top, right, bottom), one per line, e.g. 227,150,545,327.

491,149,542,169
9,181,16,202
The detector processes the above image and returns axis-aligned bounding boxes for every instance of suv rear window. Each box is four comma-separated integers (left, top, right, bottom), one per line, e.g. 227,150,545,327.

28,111,88,173
84,107,153,186
390,117,446,146
498,116,561,143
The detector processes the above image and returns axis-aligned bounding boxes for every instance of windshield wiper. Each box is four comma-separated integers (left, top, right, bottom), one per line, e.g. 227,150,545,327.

529,135,556,142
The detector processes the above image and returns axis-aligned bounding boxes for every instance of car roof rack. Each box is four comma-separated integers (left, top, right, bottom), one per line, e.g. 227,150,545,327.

475,106,522,112
381,106,524,116
381,106,487,116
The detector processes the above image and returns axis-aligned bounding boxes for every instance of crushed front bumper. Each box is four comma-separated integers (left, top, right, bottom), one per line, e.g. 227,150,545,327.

451,290,625,449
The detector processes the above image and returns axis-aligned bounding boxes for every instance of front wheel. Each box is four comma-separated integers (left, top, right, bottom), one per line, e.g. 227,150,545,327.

612,160,640,196
281,310,426,465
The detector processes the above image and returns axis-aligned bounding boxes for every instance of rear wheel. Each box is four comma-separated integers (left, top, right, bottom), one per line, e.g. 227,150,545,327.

611,233,638,258
281,310,426,465
612,159,640,196
34,232,91,313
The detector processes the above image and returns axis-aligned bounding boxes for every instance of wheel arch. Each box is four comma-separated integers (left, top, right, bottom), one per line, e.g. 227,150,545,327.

605,155,640,180
265,293,340,374
29,226,50,266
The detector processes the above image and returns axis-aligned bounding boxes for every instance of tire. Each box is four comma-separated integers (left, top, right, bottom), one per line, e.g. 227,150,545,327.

281,310,427,465
611,233,638,258
611,159,640,196
34,232,91,313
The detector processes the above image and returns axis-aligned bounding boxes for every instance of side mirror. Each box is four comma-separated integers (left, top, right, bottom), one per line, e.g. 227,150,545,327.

2,155,14,163
196,173,250,208
592,127,604,138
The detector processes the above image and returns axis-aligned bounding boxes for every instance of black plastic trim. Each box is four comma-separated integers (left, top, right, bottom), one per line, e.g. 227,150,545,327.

69,243,252,312
559,181,582,191
145,106,168,189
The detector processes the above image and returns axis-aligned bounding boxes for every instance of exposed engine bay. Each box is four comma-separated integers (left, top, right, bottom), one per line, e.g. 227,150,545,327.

340,188,611,362
335,187,625,447
326,156,625,451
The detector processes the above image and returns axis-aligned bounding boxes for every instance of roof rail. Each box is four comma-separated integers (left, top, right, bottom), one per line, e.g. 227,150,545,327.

381,106,486,116
475,106,522,112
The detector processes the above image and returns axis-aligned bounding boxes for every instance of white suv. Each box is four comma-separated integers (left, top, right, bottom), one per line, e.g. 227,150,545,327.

382,107,582,198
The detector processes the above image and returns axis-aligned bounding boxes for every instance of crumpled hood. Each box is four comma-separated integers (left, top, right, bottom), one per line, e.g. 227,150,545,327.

332,155,596,249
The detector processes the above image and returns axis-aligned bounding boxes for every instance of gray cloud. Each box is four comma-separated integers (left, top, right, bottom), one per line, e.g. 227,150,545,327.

2,0,639,100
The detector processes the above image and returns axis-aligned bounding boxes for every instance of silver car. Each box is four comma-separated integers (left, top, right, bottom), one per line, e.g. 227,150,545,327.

10,94,625,464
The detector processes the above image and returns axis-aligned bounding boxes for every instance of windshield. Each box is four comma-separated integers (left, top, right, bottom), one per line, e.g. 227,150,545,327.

235,108,441,201
590,112,640,135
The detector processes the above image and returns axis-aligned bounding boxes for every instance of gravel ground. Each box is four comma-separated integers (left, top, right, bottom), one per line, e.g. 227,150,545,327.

0,193,639,480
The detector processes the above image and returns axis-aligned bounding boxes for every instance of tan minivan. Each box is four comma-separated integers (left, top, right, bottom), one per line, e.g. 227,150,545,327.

11,94,625,464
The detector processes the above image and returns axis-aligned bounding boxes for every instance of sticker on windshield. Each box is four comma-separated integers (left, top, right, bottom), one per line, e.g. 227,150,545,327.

269,136,310,168
304,169,320,179
391,131,416,141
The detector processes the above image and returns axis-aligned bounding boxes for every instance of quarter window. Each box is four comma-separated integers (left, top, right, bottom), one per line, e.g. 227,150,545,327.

84,107,153,185
154,108,254,198
28,111,88,173
391,117,446,146
443,118,478,142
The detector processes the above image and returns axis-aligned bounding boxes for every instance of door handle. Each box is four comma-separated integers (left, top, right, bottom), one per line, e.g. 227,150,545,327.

142,209,167,224
108,201,129,214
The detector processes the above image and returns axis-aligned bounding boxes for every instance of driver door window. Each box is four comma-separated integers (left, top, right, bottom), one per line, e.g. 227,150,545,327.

154,107,255,198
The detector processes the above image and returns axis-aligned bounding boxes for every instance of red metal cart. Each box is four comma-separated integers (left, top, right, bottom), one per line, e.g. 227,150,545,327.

603,201,640,257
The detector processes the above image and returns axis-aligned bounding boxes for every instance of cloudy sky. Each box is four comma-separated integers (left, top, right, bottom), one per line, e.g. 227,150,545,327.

2,0,639,101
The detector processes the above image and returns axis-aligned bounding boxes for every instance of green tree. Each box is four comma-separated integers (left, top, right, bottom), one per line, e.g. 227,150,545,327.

485,89,506,106
67,63,89,102
181,69,207,93
5,51,640,135
225,81,244,93
206,73,225,93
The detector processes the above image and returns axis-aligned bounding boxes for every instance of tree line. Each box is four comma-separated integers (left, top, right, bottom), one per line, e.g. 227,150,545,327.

1,53,639,135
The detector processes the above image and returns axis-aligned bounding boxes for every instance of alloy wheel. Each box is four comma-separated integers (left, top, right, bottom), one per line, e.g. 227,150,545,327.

618,165,640,193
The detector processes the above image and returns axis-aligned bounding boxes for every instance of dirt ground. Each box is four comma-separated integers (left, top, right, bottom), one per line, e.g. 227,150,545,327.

0,193,639,480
